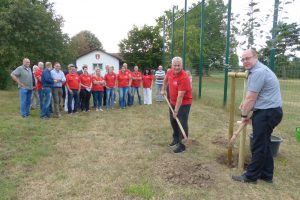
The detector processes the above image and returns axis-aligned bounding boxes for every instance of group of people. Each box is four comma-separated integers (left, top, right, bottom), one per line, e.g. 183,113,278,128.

11,59,168,119
11,49,283,183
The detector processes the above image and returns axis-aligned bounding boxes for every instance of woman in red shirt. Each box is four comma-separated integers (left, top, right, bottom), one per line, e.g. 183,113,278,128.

79,65,92,112
142,68,153,105
117,65,131,109
92,67,105,111
104,66,117,110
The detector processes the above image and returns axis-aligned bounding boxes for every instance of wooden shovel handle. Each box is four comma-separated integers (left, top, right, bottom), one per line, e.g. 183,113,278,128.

163,95,188,140
229,122,247,146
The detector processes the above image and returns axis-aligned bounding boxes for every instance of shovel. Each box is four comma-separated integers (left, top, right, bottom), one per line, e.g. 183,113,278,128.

163,95,188,141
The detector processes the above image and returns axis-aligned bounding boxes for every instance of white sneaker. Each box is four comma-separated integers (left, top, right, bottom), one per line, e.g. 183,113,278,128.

96,108,99,111
99,108,103,111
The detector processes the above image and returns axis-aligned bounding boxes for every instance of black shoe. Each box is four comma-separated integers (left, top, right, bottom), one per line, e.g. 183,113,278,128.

232,174,257,184
260,178,273,183
173,145,185,153
169,140,178,147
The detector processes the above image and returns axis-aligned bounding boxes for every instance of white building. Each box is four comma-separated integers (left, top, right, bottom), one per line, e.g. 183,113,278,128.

76,49,121,75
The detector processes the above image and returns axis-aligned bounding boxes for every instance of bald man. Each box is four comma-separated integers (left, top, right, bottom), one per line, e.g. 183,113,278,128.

11,58,35,118
232,49,283,184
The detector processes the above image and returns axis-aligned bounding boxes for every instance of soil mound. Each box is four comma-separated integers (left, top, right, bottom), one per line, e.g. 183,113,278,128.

156,155,213,187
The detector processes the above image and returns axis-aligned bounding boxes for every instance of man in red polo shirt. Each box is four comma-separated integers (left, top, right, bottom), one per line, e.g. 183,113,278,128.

66,65,80,114
131,65,142,105
122,63,132,106
161,57,192,153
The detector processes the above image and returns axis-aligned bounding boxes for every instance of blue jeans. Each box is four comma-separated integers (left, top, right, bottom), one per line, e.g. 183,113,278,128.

131,87,142,105
19,88,33,117
38,90,43,109
156,84,163,101
92,91,104,109
106,88,115,109
68,89,79,113
40,87,52,118
118,87,129,109
127,86,132,106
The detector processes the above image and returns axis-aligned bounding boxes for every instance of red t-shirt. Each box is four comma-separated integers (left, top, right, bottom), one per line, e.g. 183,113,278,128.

104,73,116,88
80,74,92,89
66,73,80,90
92,76,104,91
167,69,192,105
131,72,142,87
142,75,153,88
117,72,130,88
34,68,43,90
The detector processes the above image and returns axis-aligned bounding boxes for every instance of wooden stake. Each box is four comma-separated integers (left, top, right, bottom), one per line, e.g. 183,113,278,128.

238,71,248,170
228,76,236,166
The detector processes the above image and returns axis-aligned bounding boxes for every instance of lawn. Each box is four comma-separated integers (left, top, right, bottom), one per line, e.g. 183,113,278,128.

0,76,299,200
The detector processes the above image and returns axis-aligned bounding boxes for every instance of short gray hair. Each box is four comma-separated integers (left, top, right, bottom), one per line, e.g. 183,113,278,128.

172,57,182,65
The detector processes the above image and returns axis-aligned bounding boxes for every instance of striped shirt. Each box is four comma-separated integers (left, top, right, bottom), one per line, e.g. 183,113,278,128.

155,70,165,85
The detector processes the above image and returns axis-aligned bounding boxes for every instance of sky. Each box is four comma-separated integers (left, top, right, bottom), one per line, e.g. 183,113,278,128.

49,0,300,53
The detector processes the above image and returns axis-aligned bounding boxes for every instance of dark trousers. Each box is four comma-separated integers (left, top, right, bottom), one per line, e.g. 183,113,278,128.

103,87,107,106
169,104,191,145
80,89,91,111
245,107,283,180
67,89,79,113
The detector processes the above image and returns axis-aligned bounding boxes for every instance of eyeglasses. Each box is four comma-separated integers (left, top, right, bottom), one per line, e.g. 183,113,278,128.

241,56,253,62
173,64,181,67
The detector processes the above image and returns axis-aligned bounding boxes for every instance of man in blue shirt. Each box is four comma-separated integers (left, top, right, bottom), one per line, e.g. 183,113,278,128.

40,62,54,119
51,62,66,118
232,49,283,184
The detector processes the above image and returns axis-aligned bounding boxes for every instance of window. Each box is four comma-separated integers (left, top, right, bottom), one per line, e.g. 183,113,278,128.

93,63,103,70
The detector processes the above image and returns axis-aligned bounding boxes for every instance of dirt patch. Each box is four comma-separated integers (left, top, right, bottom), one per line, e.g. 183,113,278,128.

216,152,251,169
155,155,213,187
185,139,200,146
211,137,229,148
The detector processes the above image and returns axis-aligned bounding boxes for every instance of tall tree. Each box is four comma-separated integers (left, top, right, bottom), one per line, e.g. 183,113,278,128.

119,25,163,70
69,30,103,59
0,0,68,89
259,22,300,78
239,0,262,49
158,0,227,74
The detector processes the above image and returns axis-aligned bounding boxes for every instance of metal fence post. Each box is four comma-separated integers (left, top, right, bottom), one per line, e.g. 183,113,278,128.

198,0,205,98
223,0,232,106
182,0,187,70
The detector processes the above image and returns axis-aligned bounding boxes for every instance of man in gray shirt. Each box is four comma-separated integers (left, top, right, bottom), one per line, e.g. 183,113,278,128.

232,49,283,184
11,58,34,118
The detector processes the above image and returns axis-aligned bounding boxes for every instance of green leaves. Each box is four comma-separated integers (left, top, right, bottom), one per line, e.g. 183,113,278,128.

0,0,69,89
119,25,163,70
69,30,104,60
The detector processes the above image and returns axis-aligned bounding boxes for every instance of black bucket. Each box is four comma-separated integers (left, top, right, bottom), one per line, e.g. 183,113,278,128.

249,134,283,157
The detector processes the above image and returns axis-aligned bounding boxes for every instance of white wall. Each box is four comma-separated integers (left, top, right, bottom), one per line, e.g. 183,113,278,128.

76,50,120,76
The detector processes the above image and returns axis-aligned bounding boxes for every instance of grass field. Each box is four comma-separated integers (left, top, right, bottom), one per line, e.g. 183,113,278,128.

0,76,299,200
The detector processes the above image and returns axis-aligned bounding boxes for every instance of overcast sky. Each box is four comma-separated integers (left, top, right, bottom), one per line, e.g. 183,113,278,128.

49,0,300,53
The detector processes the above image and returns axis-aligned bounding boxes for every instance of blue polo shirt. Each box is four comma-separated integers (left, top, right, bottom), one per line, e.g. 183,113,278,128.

248,61,282,109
